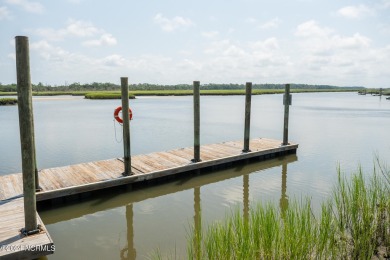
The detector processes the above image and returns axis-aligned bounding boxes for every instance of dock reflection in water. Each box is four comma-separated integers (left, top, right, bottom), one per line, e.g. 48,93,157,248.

39,155,297,259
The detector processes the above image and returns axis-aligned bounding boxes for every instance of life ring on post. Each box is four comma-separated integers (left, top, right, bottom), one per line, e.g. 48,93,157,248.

114,106,133,123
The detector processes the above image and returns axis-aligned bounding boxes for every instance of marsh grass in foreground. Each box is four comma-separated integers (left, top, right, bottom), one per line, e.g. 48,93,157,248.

191,165,389,259
152,161,389,259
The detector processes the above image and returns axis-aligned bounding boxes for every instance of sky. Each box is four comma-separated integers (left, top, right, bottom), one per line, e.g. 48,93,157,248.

0,0,389,87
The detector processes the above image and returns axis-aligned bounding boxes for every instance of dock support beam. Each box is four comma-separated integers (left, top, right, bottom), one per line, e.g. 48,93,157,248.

121,77,132,176
282,84,291,146
15,36,38,233
243,82,252,152
192,81,201,162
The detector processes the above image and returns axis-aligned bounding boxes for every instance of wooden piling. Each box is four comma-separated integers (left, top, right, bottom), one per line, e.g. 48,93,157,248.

193,81,201,162
282,84,291,145
243,82,252,152
15,36,37,232
121,77,132,175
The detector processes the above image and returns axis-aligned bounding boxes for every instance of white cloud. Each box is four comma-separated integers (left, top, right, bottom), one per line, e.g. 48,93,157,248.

223,45,246,57
0,6,11,20
379,24,390,35
295,20,333,38
259,17,281,30
295,20,371,53
33,19,117,48
250,38,279,51
201,31,219,38
291,20,384,85
337,4,374,19
30,40,72,61
177,59,202,71
100,55,126,67
245,17,257,24
65,19,100,37
154,13,194,32
5,0,44,14
34,19,101,41
199,38,289,82
82,34,117,47
332,33,371,49
7,53,16,60
382,0,390,8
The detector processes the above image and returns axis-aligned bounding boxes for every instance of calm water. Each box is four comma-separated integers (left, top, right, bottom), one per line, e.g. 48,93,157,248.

0,93,389,259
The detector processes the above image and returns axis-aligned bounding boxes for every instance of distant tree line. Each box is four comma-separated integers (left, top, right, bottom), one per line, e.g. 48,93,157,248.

0,82,365,92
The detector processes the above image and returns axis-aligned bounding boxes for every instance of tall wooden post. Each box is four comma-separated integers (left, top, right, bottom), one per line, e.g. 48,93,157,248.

243,82,252,152
282,84,291,145
193,81,201,162
121,77,132,176
15,36,37,233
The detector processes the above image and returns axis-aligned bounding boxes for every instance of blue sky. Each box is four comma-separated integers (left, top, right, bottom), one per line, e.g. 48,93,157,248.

1,0,389,87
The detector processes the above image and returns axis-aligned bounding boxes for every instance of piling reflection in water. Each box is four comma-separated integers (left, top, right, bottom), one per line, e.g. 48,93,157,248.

279,162,289,216
243,174,249,222
193,186,201,259
121,203,136,260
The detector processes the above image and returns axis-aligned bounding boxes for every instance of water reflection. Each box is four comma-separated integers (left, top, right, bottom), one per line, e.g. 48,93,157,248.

120,204,136,260
279,162,289,217
40,155,297,224
243,174,249,222
39,155,297,259
193,187,201,259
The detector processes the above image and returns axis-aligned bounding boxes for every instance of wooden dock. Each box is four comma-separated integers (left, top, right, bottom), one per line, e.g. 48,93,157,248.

0,198,54,259
0,138,297,202
0,137,297,259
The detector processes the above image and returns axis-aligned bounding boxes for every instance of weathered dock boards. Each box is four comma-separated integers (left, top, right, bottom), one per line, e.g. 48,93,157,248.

0,198,54,259
0,138,297,202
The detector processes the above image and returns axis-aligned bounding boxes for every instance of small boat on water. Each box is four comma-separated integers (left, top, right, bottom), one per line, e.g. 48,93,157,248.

386,97,390,100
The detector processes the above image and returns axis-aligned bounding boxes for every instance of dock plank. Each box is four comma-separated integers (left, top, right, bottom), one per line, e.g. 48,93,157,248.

0,198,54,260
145,153,181,169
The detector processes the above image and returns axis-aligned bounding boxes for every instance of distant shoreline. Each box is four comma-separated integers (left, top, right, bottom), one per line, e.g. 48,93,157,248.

0,88,362,100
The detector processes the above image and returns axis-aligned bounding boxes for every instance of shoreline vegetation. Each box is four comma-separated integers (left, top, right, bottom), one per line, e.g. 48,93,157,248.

0,98,17,105
155,160,390,259
0,82,387,99
196,164,390,259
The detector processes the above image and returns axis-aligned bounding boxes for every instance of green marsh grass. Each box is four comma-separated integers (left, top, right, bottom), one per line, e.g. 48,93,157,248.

84,88,358,99
1,88,359,99
0,98,17,105
184,162,389,259
84,92,135,99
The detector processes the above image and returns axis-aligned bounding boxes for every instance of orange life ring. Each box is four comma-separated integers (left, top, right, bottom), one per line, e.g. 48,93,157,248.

114,106,133,123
